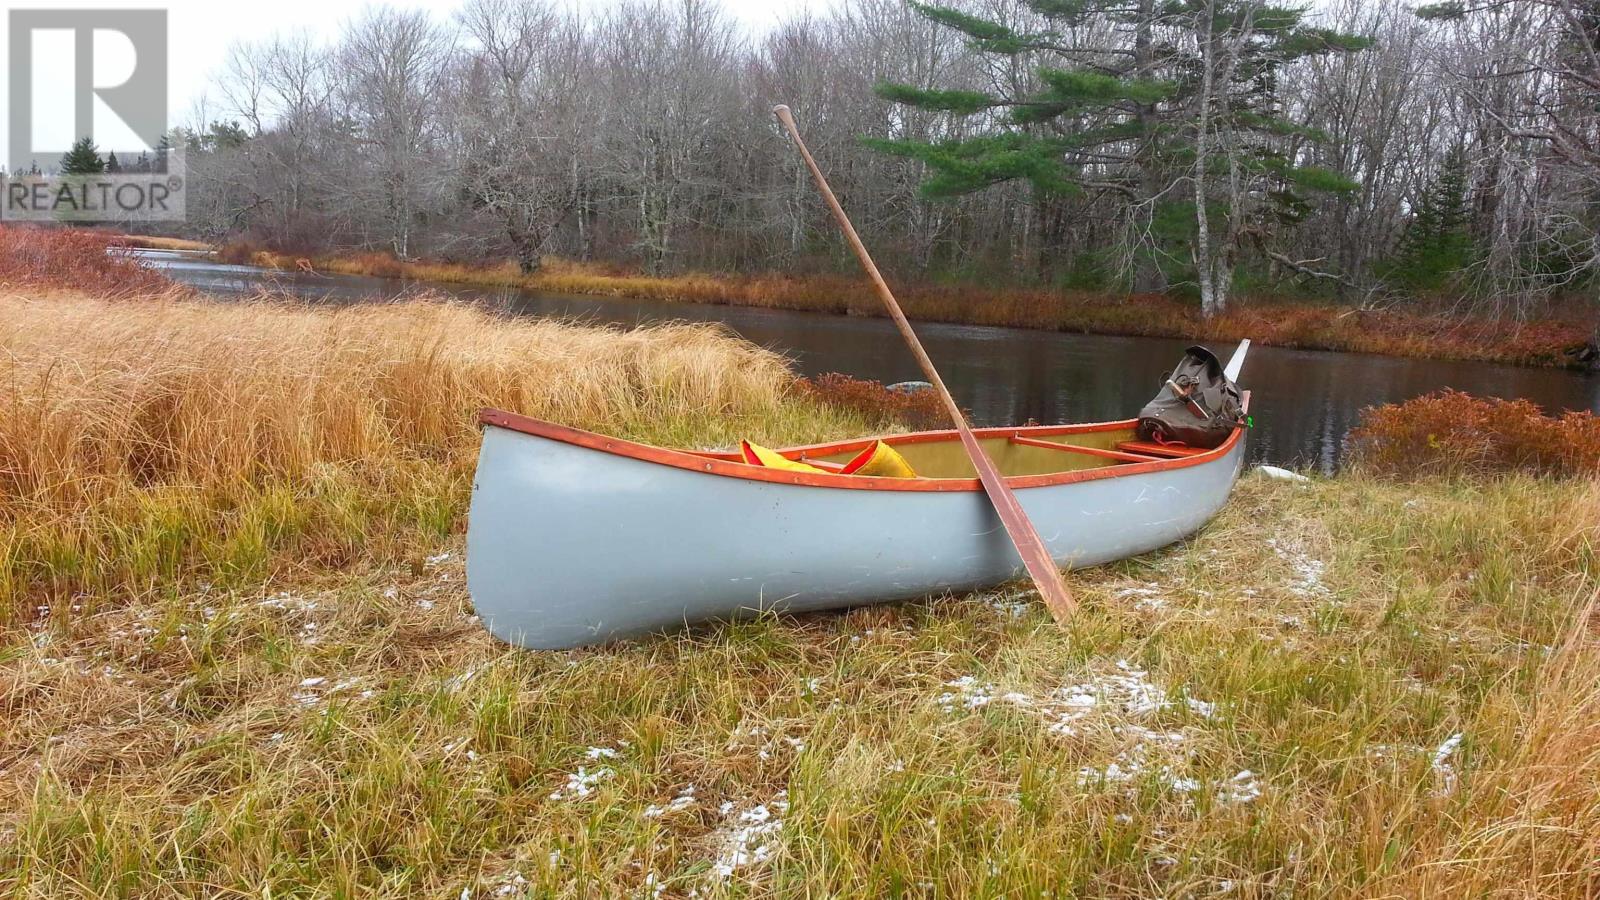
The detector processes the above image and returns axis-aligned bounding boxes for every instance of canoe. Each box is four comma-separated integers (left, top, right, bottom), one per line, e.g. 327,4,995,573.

465,393,1250,650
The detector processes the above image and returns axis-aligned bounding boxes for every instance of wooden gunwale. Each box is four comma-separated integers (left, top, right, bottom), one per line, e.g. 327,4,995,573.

479,393,1248,494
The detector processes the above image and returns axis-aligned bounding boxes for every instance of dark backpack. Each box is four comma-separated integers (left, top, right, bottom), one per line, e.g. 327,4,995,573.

1136,346,1244,449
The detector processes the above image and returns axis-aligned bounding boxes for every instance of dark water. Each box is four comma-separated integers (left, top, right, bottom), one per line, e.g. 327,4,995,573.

138,249,1600,471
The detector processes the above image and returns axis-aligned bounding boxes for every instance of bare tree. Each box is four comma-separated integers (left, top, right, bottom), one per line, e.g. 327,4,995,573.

338,8,455,258
175,0,1594,330
453,0,591,272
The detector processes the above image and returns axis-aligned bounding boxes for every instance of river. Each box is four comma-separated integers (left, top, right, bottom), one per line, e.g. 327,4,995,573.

139,248,1600,471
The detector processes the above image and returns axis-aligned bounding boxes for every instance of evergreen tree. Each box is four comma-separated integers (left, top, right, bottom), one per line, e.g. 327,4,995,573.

1387,145,1474,292
206,121,249,151
154,133,172,174
106,151,122,173
59,136,105,175
868,0,1370,307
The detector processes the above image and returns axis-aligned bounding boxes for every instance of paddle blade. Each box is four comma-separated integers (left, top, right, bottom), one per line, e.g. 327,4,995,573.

1224,339,1251,382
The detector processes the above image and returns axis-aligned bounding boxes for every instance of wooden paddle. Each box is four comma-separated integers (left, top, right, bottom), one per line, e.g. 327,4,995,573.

772,104,1077,624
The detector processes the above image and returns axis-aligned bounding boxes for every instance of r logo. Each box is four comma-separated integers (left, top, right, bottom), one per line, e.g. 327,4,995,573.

7,9,168,174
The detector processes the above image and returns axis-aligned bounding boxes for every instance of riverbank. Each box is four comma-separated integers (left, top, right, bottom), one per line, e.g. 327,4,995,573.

227,244,1599,370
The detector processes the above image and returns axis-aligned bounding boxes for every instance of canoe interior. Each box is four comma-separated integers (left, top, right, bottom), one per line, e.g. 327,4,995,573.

797,428,1141,478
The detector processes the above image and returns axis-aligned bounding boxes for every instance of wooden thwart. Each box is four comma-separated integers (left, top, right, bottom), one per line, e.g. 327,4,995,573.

1009,435,1162,463
1117,441,1208,459
772,104,1077,624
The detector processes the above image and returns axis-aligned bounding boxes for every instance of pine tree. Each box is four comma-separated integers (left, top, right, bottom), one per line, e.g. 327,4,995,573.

868,0,1371,306
106,151,122,173
59,136,105,175
1388,145,1474,292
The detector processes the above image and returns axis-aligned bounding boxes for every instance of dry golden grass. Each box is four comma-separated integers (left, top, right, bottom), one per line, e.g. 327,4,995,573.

0,289,877,619
3,474,1596,897
107,234,215,252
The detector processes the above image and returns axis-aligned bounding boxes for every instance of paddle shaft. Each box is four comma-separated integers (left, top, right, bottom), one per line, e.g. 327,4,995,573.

772,104,1076,624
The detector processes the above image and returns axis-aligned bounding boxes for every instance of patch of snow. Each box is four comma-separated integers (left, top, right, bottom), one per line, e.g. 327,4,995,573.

291,675,366,707
492,873,528,897
938,675,995,712
644,784,697,819
939,662,1262,803
549,766,613,801
709,792,789,880
446,668,477,692
258,592,319,612
1432,732,1464,793
1267,538,1329,597
1216,769,1262,804
987,595,1032,618
938,661,1215,736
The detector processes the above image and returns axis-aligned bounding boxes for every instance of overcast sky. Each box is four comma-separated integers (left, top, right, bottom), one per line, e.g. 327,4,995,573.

2,0,842,167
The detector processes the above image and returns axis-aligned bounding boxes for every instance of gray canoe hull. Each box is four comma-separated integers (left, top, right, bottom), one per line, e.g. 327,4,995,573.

465,420,1245,650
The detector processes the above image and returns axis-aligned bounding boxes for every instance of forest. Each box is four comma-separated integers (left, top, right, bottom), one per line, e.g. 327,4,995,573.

79,0,1600,318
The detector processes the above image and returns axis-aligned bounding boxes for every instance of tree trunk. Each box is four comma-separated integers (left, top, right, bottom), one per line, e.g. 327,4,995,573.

517,246,542,274
1193,5,1223,318
1131,0,1168,294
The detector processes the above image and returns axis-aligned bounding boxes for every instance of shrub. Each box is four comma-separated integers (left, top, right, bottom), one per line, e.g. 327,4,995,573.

0,225,174,296
214,240,265,265
1347,389,1600,479
798,373,950,431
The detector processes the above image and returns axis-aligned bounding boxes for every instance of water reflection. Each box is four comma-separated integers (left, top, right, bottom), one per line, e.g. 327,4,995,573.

140,249,1600,471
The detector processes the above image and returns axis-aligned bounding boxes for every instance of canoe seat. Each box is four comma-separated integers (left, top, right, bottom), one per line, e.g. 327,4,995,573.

1116,440,1206,459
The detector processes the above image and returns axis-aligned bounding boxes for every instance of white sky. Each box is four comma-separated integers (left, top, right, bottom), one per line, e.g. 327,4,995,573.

1,0,840,167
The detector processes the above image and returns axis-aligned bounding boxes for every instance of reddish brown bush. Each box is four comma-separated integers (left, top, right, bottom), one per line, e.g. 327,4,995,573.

214,240,264,266
798,373,950,431
0,225,175,296
1347,390,1600,479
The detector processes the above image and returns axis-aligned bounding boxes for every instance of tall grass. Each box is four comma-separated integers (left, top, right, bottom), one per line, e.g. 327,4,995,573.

231,244,1599,369
105,233,215,252
0,290,876,619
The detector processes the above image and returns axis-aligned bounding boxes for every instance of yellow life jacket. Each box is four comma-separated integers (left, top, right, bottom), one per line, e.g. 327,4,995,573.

739,439,917,478
841,440,917,478
740,441,827,474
